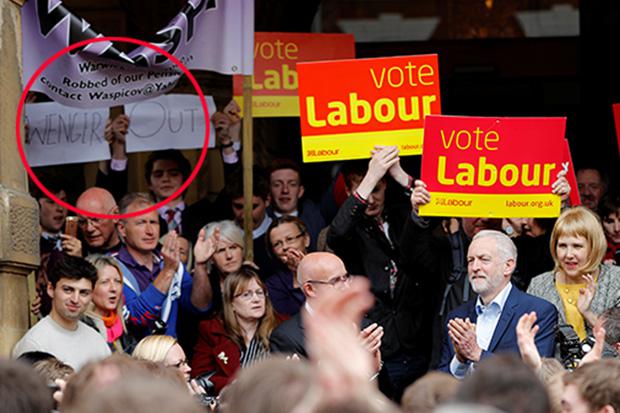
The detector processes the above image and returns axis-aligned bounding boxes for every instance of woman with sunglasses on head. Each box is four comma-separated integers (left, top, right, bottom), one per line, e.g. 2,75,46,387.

191,266,280,395
265,216,311,316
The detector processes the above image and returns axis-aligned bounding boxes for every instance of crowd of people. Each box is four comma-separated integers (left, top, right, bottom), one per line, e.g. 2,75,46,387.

3,103,620,413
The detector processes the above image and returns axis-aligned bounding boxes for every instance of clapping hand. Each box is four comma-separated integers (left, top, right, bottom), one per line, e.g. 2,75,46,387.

516,311,542,371
448,318,482,363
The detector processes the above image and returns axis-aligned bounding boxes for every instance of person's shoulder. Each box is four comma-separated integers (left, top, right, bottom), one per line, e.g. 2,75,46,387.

198,316,226,334
601,264,620,278
272,312,302,335
527,271,554,290
77,320,108,338
515,288,557,314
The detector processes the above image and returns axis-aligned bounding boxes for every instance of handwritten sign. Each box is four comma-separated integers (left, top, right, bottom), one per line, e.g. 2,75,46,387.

233,32,355,117
419,115,566,218
297,54,441,162
126,94,216,153
25,103,109,167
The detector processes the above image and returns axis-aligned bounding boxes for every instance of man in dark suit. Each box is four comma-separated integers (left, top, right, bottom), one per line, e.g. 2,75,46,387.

438,230,557,378
270,252,383,359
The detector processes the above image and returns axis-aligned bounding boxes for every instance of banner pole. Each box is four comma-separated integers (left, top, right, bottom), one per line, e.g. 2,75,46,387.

242,75,254,261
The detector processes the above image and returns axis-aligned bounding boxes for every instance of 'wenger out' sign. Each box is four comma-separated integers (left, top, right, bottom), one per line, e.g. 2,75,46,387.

298,54,441,162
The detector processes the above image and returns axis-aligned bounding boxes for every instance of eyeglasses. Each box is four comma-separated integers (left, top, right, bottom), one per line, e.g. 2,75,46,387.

169,358,188,369
77,217,104,228
272,233,305,251
305,272,352,288
235,289,266,301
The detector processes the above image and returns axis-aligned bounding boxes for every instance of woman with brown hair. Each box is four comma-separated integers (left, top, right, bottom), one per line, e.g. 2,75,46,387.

191,266,280,394
528,206,620,339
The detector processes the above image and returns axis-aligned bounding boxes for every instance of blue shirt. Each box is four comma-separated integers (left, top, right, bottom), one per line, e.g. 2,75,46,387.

450,282,513,379
115,246,209,338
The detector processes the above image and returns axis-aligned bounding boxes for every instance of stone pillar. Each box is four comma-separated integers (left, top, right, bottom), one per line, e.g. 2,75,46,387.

0,0,40,357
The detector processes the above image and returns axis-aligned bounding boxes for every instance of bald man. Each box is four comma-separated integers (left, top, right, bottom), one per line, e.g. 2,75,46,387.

76,187,122,255
270,252,380,357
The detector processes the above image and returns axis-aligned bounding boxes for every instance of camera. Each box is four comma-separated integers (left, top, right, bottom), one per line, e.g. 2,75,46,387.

557,323,595,370
193,371,219,410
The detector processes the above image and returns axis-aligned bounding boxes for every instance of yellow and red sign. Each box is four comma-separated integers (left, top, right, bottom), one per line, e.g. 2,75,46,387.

233,32,355,117
419,115,566,218
563,139,581,206
297,54,441,162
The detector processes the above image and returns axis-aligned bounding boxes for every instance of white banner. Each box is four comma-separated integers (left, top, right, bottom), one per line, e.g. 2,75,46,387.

25,94,216,167
22,0,253,108
126,94,216,153
25,102,110,167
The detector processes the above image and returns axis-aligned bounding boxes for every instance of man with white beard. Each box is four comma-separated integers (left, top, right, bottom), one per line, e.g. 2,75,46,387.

437,230,558,378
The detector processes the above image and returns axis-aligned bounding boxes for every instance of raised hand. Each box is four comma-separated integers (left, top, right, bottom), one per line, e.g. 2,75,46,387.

579,317,606,366
161,230,181,273
359,322,384,354
284,248,305,271
551,168,571,201
410,180,430,212
516,311,542,371
577,273,597,317
104,114,129,145
367,145,400,182
60,234,82,257
194,227,220,265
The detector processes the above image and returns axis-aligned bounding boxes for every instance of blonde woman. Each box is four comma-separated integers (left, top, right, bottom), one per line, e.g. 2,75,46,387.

83,254,135,353
132,335,193,383
191,267,280,394
528,207,620,339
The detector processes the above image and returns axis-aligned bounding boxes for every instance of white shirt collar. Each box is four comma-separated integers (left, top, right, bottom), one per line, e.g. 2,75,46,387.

253,215,273,239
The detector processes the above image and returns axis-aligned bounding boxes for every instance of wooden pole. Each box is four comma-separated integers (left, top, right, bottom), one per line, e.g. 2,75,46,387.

242,75,254,261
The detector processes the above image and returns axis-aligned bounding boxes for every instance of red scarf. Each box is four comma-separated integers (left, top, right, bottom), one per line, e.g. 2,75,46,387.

102,311,118,328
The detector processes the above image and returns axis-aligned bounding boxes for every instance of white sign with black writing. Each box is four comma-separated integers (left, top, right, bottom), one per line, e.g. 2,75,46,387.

25,103,110,167
125,94,216,153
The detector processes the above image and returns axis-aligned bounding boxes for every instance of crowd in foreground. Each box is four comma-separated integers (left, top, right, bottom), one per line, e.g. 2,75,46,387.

3,106,620,413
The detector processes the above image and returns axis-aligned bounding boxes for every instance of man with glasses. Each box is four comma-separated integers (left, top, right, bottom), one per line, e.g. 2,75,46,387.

270,252,382,360
76,187,122,255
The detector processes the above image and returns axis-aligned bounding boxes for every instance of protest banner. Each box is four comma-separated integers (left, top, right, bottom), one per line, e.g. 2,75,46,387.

22,0,253,108
297,54,441,163
126,94,216,153
419,115,566,218
24,95,215,166
232,32,355,117
24,102,109,167
563,139,581,206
